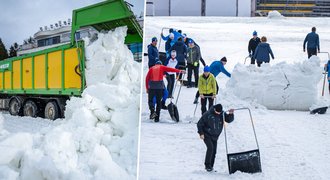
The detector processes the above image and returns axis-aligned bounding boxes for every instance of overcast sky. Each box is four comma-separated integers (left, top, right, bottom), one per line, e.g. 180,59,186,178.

0,0,144,49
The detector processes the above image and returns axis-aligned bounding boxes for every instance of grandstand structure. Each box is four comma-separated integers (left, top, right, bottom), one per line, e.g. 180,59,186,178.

256,0,330,17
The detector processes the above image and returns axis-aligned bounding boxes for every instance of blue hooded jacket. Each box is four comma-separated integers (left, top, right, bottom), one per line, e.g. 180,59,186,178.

209,61,231,78
303,32,320,50
147,44,159,67
254,43,274,62
161,30,183,43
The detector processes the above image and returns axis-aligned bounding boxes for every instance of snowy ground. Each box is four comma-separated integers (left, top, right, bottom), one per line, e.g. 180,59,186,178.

139,17,330,179
0,27,140,180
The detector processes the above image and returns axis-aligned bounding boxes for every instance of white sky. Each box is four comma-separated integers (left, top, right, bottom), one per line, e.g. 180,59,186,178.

0,0,144,48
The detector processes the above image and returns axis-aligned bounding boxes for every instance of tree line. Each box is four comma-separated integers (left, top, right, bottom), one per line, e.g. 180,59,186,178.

0,37,23,61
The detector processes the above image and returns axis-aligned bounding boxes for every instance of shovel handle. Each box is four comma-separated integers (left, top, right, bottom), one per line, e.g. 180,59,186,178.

158,27,172,50
223,107,260,155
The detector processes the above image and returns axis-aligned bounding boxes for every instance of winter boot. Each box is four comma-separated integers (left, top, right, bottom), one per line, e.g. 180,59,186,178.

149,109,157,119
161,101,168,110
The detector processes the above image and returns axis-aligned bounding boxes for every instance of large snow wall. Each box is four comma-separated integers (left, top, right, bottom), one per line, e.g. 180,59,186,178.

226,57,323,111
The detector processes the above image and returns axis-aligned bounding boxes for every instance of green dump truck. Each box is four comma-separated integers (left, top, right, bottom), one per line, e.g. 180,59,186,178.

0,0,142,120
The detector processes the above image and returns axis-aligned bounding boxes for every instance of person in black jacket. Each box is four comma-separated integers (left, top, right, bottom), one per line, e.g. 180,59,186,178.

170,37,187,80
248,31,261,65
197,104,234,172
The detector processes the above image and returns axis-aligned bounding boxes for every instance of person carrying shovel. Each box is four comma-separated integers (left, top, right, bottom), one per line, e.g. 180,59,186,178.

197,104,234,172
146,61,185,122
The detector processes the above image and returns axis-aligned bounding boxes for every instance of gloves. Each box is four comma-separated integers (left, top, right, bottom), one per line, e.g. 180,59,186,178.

193,62,199,67
249,53,252,58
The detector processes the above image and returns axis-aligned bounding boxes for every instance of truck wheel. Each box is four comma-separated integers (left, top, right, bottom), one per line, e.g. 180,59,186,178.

45,101,59,120
23,100,38,117
9,97,23,116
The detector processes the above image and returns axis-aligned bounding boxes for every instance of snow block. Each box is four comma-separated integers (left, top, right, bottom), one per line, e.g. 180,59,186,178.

227,57,323,111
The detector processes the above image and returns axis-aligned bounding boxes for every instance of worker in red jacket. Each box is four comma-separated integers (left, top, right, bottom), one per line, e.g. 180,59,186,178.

146,61,185,122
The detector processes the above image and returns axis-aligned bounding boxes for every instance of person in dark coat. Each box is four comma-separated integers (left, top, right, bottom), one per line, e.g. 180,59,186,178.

248,31,261,64
170,37,187,80
147,37,159,68
254,36,274,67
303,27,320,58
187,39,201,88
197,104,234,172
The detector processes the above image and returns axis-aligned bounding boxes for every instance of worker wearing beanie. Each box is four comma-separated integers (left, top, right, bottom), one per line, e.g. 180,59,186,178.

198,66,217,115
193,57,231,104
197,104,234,172
147,37,159,68
248,31,261,65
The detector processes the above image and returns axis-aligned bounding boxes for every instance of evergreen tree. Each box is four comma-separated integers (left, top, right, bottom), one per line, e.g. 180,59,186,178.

9,45,17,57
0,38,9,60
9,42,18,57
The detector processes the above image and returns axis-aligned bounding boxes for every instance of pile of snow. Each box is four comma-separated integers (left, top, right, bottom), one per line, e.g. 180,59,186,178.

0,27,140,179
226,56,323,111
267,10,285,19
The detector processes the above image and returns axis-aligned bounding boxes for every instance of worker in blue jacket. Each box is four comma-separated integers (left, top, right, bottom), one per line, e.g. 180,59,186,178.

303,27,320,58
254,36,274,67
161,28,183,43
147,37,159,68
193,57,231,104
325,60,330,94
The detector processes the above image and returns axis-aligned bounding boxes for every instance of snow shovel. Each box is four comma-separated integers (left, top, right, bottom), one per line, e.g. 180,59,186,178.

168,72,185,122
156,27,172,64
223,108,262,174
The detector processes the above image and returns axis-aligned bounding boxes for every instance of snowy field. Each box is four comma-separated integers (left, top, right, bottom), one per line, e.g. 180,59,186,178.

139,16,330,179
0,27,140,180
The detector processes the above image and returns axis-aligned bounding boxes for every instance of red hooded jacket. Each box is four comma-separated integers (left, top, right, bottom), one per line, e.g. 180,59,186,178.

145,65,181,90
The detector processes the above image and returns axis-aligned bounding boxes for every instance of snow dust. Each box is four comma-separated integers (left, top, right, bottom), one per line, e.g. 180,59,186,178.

0,26,140,180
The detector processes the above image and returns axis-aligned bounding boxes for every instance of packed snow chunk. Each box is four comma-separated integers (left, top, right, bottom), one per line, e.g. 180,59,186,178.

84,26,135,86
42,129,78,174
267,10,285,19
0,133,33,165
227,57,323,110
88,145,132,180
0,165,19,180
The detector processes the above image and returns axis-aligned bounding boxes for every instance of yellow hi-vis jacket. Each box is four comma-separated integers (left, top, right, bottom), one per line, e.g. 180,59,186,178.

198,73,217,95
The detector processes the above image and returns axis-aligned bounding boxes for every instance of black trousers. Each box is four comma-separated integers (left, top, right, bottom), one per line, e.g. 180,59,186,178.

204,136,218,169
251,51,256,64
177,62,186,80
187,63,199,87
257,61,269,67
148,89,163,120
195,82,219,99
166,74,175,97
307,48,317,58
201,93,214,115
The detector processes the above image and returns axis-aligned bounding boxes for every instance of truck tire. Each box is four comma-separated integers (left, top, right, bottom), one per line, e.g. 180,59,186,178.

45,101,59,120
9,97,23,116
23,100,38,117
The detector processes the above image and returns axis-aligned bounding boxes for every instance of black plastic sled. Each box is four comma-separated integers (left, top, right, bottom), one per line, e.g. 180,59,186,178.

224,108,262,174
168,102,179,122
310,107,328,114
